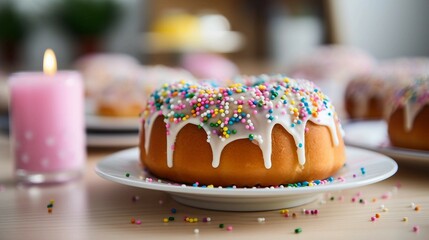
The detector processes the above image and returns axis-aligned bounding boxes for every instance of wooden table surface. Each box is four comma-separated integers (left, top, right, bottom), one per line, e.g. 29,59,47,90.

0,132,428,240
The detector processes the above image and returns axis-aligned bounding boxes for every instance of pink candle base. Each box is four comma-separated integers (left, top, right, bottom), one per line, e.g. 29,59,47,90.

9,71,85,183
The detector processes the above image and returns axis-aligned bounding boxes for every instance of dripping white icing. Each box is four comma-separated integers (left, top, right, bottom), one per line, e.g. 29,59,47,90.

142,76,342,170
403,101,424,131
390,78,429,132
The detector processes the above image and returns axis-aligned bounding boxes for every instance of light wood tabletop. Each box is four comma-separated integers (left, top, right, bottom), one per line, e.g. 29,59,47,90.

0,132,428,240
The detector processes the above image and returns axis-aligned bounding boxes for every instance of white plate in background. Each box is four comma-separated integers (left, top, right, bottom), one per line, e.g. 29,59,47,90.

86,133,139,148
86,114,140,131
343,120,429,163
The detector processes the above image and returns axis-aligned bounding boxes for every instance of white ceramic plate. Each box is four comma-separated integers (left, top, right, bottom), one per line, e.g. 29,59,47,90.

95,147,397,211
343,121,429,163
86,115,140,131
86,133,139,148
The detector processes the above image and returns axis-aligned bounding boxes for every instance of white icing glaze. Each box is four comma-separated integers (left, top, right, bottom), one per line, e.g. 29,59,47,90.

392,78,429,132
142,75,341,170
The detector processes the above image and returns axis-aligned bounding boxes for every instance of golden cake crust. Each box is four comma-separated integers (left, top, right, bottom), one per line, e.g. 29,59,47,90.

388,105,429,150
140,116,345,187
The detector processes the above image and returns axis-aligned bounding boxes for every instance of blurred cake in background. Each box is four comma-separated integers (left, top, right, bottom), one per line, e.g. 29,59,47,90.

75,53,197,118
137,65,197,96
387,77,429,150
288,45,376,82
180,53,239,83
96,65,196,118
345,57,429,120
75,53,141,99
287,45,376,118
142,10,244,54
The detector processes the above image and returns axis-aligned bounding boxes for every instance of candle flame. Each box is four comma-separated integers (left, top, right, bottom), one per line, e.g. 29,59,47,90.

43,49,57,76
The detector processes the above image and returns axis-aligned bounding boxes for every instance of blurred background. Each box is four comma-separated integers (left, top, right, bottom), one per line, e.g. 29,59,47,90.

1,0,428,71
1,0,429,122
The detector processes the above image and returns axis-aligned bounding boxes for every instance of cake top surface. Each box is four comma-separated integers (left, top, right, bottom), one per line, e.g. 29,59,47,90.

393,77,429,108
142,74,336,140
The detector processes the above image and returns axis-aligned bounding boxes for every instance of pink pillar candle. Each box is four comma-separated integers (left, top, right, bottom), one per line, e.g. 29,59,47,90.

9,71,85,179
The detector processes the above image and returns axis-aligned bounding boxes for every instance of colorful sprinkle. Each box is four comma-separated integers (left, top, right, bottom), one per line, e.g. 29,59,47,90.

226,226,233,231
185,217,198,223
280,209,289,214
47,199,54,213
294,227,302,234
194,229,200,234
219,223,224,228
125,173,130,177
413,225,420,233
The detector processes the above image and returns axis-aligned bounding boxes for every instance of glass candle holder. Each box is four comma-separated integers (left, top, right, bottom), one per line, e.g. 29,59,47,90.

9,71,85,184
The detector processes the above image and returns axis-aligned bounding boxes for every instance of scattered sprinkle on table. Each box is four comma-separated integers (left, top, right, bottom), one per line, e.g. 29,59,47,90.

257,217,265,223
125,173,130,177
413,225,420,233
295,227,302,234
280,209,289,214
219,223,224,228
403,217,408,222
194,229,199,234
226,226,233,231
47,199,54,213
185,217,198,223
